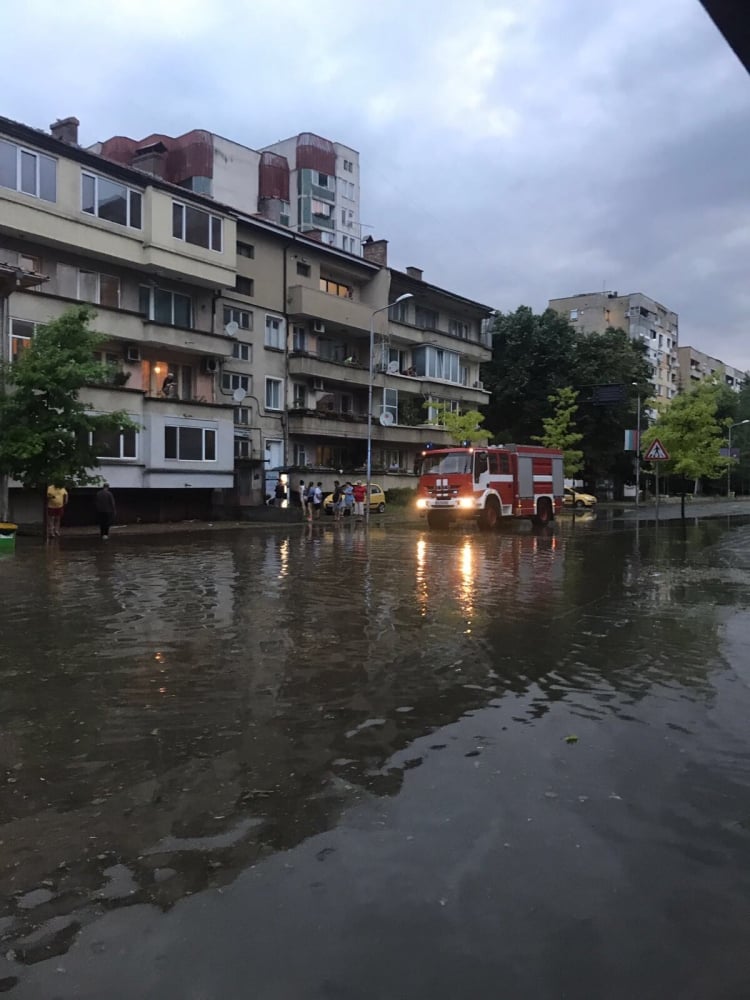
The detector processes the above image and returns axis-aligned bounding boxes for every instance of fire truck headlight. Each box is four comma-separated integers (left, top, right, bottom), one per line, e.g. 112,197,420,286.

459,497,475,509
416,498,427,510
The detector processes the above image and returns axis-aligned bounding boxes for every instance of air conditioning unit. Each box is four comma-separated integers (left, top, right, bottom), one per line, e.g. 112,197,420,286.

125,345,141,363
312,377,325,391
473,380,485,391
202,357,219,375
313,320,326,334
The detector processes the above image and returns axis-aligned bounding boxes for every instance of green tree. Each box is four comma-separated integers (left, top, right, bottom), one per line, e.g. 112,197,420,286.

426,402,487,443
641,382,728,515
0,307,136,495
481,306,576,443
533,386,583,477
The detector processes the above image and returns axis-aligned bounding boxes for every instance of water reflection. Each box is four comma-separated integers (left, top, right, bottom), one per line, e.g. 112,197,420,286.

0,519,747,989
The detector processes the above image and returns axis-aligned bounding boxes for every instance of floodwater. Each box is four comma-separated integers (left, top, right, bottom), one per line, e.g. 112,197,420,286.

2,515,750,999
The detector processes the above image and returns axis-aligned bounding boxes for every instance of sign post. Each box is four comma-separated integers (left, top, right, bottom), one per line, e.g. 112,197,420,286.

643,438,670,517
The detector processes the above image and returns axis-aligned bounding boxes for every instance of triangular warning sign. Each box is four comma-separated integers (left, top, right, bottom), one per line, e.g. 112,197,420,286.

644,438,670,461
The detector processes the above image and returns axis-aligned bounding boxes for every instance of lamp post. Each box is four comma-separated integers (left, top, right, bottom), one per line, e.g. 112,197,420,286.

631,382,641,509
727,419,749,498
366,293,414,524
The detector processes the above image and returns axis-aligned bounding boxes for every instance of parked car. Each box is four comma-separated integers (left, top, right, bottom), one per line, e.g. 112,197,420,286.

324,484,387,514
563,487,598,509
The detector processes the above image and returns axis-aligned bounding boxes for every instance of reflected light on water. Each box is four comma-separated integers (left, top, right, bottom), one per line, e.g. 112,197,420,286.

459,540,475,628
416,537,428,617
278,539,290,579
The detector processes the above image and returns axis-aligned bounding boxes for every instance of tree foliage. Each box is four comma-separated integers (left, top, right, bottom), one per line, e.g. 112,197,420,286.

0,307,136,489
426,402,487,443
641,382,728,489
532,387,583,477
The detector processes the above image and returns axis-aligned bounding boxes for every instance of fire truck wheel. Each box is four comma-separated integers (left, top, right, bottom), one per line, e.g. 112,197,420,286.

427,511,451,530
478,498,500,531
533,497,553,526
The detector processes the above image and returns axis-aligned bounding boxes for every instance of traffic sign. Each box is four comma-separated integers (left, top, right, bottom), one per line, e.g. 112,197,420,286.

644,438,670,462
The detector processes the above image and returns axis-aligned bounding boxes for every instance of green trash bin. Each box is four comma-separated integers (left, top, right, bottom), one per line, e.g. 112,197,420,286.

0,522,17,554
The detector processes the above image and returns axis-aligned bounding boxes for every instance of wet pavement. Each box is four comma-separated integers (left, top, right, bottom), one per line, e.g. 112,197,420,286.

2,515,750,999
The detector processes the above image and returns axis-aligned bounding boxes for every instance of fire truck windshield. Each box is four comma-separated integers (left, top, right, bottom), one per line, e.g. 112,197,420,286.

419,452,473,476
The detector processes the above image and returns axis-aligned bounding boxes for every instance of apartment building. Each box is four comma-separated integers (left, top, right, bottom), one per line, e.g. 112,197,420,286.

93,128,360,255
548,290,679,404
1,114,239,522
677,346,745,394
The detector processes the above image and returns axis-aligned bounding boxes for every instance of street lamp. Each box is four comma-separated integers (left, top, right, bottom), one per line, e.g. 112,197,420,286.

727,419,749,498
631,382,641,509
366,293,414,524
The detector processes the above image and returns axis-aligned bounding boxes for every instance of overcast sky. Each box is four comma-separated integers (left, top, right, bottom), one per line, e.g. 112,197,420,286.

5,0,750,367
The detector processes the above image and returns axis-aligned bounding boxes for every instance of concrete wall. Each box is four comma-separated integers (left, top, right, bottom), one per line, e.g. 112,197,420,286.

212,136,260,217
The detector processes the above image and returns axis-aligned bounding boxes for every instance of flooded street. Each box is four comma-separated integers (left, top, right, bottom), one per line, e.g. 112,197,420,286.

2,516,750,999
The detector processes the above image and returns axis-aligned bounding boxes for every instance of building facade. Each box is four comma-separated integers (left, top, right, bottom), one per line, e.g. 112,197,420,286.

1,115,491,521
676,346,745,394
548,290,679,404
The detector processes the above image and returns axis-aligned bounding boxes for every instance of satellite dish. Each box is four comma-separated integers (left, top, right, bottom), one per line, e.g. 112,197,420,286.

379,411,394,427
387,360,399,374
224,321,239,337
232,387,247,403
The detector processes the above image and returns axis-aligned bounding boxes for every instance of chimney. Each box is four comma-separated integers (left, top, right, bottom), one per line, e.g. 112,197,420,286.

362,236,388,267
405,266,423,281
50,117,80,145
132,141,168,179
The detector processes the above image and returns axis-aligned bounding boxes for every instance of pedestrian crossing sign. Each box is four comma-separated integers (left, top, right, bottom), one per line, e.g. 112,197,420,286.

644,438,670,462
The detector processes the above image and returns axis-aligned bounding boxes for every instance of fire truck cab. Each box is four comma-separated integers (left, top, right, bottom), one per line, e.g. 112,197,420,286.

416,444,564,530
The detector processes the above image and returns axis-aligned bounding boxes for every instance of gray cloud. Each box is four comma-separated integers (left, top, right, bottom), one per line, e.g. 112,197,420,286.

3,0,750,367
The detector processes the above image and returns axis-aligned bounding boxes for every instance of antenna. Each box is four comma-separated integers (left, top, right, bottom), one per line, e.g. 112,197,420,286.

387,360,399,374
232,387,247,403
379,411,394,427
224,321,239,337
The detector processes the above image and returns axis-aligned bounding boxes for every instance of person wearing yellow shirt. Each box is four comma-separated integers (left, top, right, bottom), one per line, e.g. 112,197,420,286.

46,485,68,539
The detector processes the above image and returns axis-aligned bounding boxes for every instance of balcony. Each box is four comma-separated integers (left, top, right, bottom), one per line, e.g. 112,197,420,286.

287,285,373,331
287,408,453,446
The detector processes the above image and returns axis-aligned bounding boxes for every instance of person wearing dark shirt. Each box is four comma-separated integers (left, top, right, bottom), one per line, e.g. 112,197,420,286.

95,483,116,540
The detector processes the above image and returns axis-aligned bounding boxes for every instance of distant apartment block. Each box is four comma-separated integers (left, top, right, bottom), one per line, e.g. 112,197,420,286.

548,291,679,403
92,129,360,255
677,346,745,393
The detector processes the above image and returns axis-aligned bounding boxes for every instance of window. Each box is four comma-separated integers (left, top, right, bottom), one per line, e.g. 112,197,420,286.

91,427,137,460
317,172,329,188
234,406,251,425
293,443,307,466
415,306,439,330
235,276,254,296
296,261,311,277
265,377,283,410
222,372,251,393
427,398,460,424
172,202,223,252
139,286,192,327
339,179,355,200
265,315,284,350
164,425,216,461
9,318,36,360
292,326,307,352
293,383,306,407
311,199,332,218
78,270,121,308
389,299,409,323
341,208,347,226
489,452,510,475
343,159,353,173
0,140,56,202
235,438,252,460
237,242,255,258
570,309,578,320
319,278,352,298
19,253,41,273
449,319,470,339
92,350,124,384
413,346,461,383
82,172,141,228
232,341,251,362
223,306,252,330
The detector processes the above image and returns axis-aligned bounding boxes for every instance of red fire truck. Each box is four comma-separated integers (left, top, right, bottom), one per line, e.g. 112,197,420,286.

416,444,564,530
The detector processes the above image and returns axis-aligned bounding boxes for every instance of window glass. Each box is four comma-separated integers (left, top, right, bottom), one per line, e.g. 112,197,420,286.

97,177,128,226
99,274,120,308
185,206,209,248
0,140,15,189
172,202,183,239
129,191,142,229
204,430,216,461
173,293,191,327
78,271,98,303
82,173,96,215
164,426,178,459
179,427,203,461
122,428,137,458
39,156,56,202
211,216,222,252
153,289,172,325
93,428,121,458
20,151,36,195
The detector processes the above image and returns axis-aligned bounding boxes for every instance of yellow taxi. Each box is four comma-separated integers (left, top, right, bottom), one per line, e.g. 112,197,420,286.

563,487,598,509
324,484,387,515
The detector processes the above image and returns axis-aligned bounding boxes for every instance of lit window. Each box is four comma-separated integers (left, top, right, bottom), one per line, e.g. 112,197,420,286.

319,278,352,299
9,318,36,360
